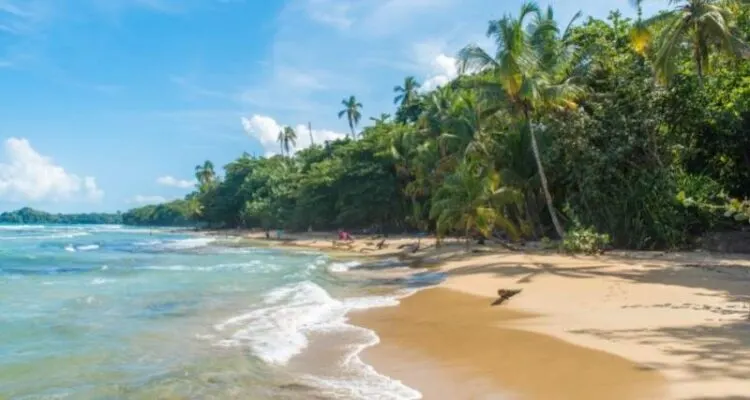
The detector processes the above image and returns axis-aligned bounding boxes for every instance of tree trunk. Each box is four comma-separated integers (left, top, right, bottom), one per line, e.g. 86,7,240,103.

694,27,704,87
526,110,565,240
465,223,471,251
308,122,315,146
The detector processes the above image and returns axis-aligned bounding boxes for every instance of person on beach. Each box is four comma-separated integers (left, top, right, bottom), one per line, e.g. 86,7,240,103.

338,229,354,242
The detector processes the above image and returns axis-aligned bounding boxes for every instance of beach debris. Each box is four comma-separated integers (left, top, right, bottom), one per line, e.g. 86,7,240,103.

491,288,523,306
376,238,387,249
398,238,421,253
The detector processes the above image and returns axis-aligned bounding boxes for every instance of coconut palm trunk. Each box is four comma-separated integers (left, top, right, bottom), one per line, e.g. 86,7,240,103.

693,25,704,86
308,122,314,146
525,109,565,239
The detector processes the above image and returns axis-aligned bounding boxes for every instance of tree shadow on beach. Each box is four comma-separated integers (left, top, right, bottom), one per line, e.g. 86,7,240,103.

444,257,750,384
445,259,750,303
572,320,750,381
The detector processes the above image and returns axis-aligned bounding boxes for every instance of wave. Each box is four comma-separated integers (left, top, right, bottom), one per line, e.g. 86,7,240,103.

89,226,165,234
137,237,216,251
327,260,362,272
0,225,46,230
136,260,279,273
63,244,101,253
90,278,115,285
212,281,418,398
0,232,90,241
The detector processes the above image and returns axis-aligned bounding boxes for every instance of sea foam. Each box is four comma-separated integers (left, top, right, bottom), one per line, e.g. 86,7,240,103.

212,280,420,399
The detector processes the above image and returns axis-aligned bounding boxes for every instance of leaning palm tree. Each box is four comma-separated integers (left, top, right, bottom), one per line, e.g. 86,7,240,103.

458,1,583,239
649,0,750,84
337,95,363,139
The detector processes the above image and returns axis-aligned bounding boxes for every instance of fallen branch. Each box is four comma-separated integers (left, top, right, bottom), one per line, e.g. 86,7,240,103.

491,288,523,306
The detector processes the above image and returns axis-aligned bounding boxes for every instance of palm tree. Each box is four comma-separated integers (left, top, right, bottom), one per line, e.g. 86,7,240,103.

629,0,652,55
277,129,284,156
649,0,750,84
394,76,422,123
194,160,216,188
458,1,583,239
338,95,363,139
277,126,297,157
393,76,421,107
370,113,392,125
430,161,523,249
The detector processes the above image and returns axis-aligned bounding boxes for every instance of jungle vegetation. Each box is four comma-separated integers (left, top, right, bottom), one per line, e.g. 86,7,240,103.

124,1,750,250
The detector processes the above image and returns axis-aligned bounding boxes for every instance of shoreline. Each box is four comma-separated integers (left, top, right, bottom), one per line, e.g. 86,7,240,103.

208,230,750,399
350,287,667,400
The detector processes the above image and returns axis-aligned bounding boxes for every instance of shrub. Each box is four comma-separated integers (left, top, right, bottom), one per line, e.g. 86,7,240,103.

561,227,611,255
724,198,750,224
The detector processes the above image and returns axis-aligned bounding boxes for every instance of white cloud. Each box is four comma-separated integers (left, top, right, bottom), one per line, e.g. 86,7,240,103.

157,175,195,189
241,115,346,155
0,137,103,203
421,53,458,91
130,195,167,205
304,0,353,29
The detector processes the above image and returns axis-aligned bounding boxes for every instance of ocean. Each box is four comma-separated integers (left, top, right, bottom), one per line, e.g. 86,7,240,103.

0,225,422,400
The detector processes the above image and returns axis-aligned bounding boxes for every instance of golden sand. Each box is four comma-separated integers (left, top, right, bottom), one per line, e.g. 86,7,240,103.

212,230,750,398
351,288,667,400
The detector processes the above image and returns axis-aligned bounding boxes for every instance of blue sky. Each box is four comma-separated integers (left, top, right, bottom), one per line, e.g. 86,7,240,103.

0,0,662,213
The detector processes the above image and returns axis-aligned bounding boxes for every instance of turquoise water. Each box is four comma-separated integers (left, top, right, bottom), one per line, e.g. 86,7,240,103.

0,225,420,400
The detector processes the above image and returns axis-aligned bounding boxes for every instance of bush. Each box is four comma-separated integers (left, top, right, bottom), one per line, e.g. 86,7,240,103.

561,227,611,255
724,198,750,224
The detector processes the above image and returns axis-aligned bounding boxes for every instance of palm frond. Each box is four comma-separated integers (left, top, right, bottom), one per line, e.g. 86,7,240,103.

653,14,692,83
457,44,499,74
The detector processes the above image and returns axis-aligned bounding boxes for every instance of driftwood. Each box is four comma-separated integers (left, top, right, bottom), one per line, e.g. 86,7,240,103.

376,238,387,249
491,288,523,306
397,238,421,253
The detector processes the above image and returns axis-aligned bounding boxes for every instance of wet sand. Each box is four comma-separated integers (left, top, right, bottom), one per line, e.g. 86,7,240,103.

350,288,667,400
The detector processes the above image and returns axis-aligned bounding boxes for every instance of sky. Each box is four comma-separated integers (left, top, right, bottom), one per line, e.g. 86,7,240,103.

0,0,664,213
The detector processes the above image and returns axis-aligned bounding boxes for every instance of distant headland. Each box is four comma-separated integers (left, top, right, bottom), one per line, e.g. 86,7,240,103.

0,205,192,227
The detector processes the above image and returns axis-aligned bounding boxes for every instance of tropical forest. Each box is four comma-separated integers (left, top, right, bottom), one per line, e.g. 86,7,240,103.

123,0,750,251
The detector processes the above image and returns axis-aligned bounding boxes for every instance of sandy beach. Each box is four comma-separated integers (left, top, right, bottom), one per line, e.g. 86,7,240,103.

221,230,750,399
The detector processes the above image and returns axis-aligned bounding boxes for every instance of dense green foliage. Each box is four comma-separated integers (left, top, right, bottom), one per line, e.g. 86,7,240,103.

131,1,750,249
0,207,122,225
121,199,196,226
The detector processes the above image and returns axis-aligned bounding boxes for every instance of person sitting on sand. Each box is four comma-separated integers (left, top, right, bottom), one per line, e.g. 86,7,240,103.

338,229,354,242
